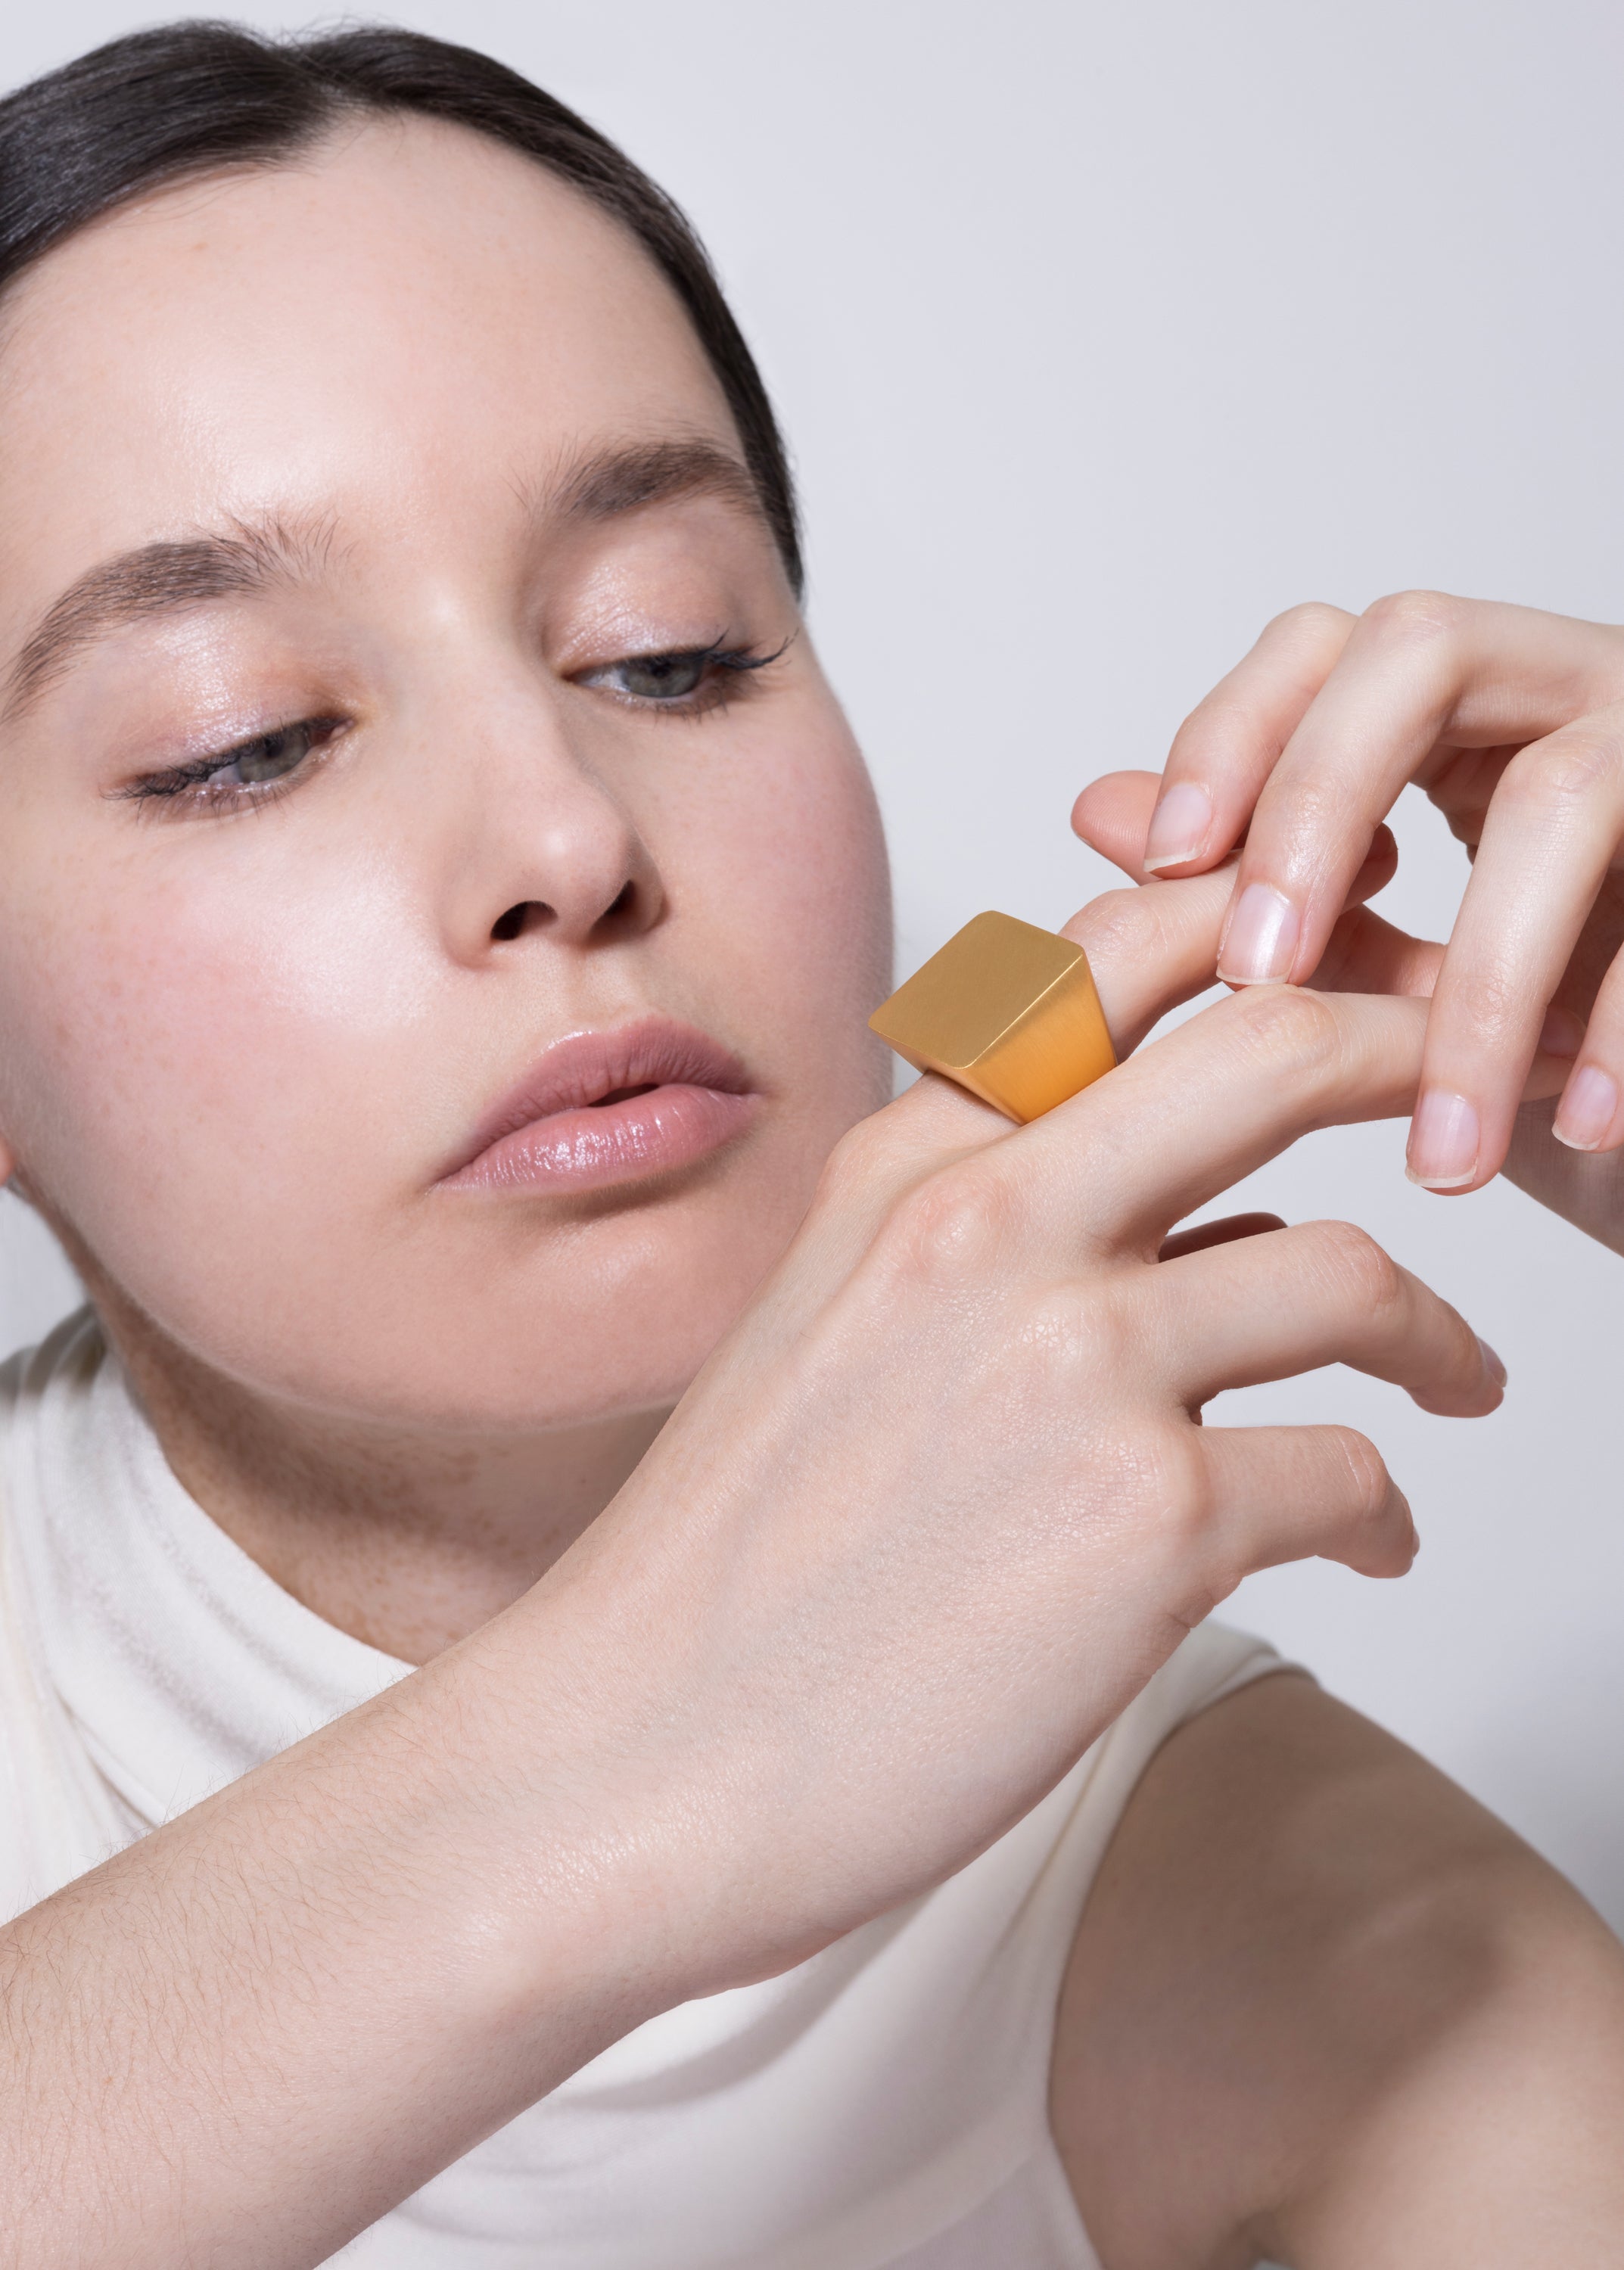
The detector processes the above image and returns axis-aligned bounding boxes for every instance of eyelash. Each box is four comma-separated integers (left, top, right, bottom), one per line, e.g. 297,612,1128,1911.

576,633,791,716
119,635,792,815
120,717,350,816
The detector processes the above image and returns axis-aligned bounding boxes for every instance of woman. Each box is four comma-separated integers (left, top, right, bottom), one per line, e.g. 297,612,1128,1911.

0,23,1620,2268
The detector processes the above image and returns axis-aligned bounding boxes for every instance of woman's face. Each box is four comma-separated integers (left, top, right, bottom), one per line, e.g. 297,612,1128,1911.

0,119,891,1431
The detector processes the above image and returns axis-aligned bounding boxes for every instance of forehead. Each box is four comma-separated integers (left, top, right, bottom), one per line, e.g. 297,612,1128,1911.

0,117,736,612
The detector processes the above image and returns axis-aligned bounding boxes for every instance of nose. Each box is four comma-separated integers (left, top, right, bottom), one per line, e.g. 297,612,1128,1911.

435,679,665,962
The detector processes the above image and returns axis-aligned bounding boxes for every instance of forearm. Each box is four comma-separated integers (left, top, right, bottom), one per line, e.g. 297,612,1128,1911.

0,1595,675,2270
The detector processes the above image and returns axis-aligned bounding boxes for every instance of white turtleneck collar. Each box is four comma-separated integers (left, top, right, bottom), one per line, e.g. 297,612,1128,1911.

2,1308,407,1837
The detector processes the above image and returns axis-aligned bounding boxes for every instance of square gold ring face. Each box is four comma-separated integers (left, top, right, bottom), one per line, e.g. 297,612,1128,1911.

869,911,1116,1124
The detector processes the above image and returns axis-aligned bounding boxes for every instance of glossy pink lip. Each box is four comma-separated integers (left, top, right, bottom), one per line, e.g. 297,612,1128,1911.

438,1015,760,1195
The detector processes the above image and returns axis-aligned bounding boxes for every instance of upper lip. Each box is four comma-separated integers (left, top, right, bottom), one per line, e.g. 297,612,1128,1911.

438,1014,754,1181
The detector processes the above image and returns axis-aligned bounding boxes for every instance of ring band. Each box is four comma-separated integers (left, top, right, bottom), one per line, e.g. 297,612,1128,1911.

869,910,1117,1124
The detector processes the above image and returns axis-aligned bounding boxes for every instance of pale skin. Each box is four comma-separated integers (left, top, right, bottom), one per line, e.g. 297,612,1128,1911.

1079,595,1624,1203
0,114,1620,2269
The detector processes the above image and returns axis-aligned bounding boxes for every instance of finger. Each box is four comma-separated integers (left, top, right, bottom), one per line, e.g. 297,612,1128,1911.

1421,743,1522,853
1075,768,1401,911
1059,868,1237,1052
1153,1218,1504,1416
1218,595,1624,987
1137,603,1357,876
1012,987,1432,1252
1060,857,1431,1056
1157,1211,1284,1262
1196,1424,1416,1591
1072,770,1164,874
1309,905,1442,998
848,866,1267,1230
1308,909,1579,1102
1405,709,1624,1190
1553,934,1624,1152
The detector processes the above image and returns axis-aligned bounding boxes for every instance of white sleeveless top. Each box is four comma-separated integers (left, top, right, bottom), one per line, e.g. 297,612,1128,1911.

0,1312,1283,2268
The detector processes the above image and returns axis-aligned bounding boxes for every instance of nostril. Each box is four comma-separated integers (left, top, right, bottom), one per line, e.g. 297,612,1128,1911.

490,900,548,943
604,882,636,923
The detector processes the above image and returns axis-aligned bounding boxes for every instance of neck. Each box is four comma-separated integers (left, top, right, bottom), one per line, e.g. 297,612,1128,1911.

94,1294,667,1665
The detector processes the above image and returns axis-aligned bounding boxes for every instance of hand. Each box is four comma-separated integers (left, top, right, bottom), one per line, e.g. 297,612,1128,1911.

4,866,1502,2268
574,863,1505,1991
1072,596,1624,1194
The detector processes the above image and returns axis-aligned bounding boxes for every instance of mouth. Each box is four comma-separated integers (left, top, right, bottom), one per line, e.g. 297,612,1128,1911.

437,1015,761,1196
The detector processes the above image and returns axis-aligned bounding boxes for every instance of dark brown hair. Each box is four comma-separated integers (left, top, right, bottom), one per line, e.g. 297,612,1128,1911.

0,20,802,592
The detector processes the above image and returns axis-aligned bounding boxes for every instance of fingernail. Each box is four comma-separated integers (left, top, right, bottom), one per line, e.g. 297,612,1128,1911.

1142,781,1214,872
1405,1090,1479,1188
1216,883,1299,984
1554,1062,1620,1151
1538,1003,1585,1061
1476,1336,1507,1388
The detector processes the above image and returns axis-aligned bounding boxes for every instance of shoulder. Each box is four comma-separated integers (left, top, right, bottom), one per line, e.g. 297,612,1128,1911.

1052,1670,1624,2265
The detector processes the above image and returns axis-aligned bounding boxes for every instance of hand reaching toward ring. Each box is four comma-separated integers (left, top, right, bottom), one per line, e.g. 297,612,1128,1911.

1072,595,1624,1227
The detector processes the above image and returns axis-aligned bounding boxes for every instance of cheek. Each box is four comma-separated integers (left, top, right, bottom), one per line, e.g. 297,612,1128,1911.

655,701,894,1102
0,704,894,1424
0,826,435,1311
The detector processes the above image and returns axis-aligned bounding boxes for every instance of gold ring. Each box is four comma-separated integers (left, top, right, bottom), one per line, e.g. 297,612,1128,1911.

869,910,1117,1124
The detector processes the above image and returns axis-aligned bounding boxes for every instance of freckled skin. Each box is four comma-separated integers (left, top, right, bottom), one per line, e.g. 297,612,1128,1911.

0,120,893,1656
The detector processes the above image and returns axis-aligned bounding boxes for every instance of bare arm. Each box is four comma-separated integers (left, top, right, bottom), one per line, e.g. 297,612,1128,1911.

1,866,1506,2268
1054,1671,1624,2267
0,1619,666,2267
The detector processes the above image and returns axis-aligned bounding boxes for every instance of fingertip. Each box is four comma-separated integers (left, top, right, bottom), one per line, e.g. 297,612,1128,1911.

1348,1484,1417,1578
1141,779,1217,873
1553,1062,1623,1152
1538,1003,1585,1062
1405,1090,1485,1190
1476,1335,1507,1390
1386,1487,1419,1575
1071,771,1159,838
1215,881,1301,986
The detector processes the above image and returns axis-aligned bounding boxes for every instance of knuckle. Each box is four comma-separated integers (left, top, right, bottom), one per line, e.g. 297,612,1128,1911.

880,1164,1014,1292
1504,728,1623,810
1263,599,1353,648
1067,885,1161,967
1448,962,1525,1049
1361,586,1464,648
1305,1219,1405,1319
814,1115,890,1207
1327,1425,1392,1524
1168,692,1234,759
1224,981,1345,1077
1264,770,1363,844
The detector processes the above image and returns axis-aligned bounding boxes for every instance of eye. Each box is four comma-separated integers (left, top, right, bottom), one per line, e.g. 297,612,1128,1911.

121,716,347,810
212,720,325,786
608,650,714,701
577,634,792,715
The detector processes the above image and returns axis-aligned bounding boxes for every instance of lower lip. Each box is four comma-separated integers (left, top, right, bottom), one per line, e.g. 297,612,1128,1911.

442,1082,760,1195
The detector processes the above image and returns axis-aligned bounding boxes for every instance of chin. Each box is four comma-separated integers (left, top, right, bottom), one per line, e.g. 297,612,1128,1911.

104,1190,790,1442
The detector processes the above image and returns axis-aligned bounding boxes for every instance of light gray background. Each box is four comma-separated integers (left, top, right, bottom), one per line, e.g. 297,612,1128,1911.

5,0,1623,1926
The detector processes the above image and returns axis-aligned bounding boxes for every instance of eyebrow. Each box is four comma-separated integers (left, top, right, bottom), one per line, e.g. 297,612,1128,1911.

548,437,765,530
2,438,767,727
2,514,331,723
